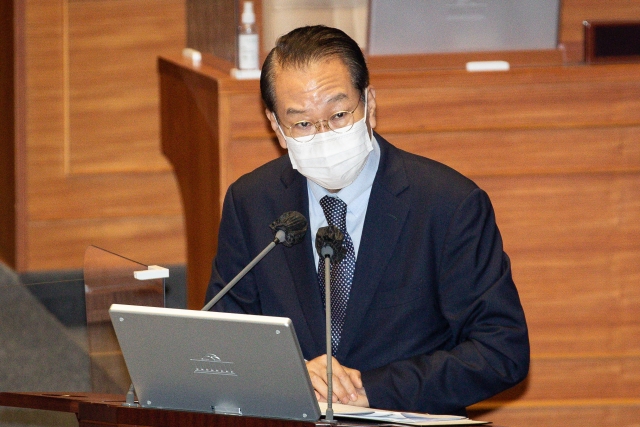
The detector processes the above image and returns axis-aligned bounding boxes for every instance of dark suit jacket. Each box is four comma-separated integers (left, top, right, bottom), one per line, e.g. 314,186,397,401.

206,133,529,415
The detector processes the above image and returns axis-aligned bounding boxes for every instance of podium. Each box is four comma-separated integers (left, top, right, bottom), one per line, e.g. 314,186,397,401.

0,392,328,427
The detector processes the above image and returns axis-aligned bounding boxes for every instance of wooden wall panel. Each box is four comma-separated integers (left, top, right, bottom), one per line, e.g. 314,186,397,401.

524,356,640,400
229,92,272,138
22,0,186,270
469,404,640,427
27,215,185,270
388,127,640,176
227,137,284,182
477,175,639,349
27,173,183,221
373,67,640,132
68,0,184,174
25,0,66,182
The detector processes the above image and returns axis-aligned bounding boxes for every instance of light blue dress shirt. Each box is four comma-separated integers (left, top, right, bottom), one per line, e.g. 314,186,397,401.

307,136,381,270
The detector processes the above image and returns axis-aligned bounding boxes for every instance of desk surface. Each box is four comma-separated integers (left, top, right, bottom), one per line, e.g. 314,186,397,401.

0,392,330,427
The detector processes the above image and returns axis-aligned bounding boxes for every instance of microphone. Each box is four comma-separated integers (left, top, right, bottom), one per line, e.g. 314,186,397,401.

269,210,308,247
315,226,346,263
202,211,308,311
315,225,345,422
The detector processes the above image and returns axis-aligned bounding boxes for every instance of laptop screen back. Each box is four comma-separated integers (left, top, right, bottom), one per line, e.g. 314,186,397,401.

109,304,321,421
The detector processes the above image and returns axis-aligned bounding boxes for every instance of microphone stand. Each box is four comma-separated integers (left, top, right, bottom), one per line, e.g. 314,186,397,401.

315,225,345,423
202,210,308,312
322,250,334,422
202,230,285,311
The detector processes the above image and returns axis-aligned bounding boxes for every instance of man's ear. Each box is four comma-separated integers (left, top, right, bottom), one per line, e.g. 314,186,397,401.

366,86,377,131
266,109,287,149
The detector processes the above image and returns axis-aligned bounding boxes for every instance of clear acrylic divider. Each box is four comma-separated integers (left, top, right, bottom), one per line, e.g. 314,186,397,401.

0,247,167,426
83,245,165,394
0,262,88,427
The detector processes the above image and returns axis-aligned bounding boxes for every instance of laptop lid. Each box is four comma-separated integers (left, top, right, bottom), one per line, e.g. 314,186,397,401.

109,304,321,421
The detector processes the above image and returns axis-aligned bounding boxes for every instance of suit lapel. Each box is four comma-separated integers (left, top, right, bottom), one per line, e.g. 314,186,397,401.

336,136,410,359
278,165,326,356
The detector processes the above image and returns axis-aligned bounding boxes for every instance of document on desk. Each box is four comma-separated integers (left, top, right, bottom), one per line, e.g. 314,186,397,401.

319,403,489,425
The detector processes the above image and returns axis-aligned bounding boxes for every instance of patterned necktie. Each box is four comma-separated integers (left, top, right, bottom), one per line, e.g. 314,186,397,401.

318,196,356,355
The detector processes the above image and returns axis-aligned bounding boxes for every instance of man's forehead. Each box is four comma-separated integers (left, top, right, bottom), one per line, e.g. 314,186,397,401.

272,58,355,111
275,54,346,74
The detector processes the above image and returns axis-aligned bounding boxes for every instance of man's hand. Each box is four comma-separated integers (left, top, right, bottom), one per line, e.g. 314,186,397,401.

306,355,369,407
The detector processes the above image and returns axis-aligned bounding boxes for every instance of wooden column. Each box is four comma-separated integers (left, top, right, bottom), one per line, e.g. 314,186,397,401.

159,54,281,309
0,0,25,269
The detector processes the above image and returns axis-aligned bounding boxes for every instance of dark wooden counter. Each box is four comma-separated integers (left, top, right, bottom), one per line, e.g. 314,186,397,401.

0,392,330,427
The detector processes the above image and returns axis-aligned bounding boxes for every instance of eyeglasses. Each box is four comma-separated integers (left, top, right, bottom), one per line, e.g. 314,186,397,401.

277,97,361,143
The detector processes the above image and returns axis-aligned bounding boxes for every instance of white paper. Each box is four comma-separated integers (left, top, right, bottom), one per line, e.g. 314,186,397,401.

319,402,489,425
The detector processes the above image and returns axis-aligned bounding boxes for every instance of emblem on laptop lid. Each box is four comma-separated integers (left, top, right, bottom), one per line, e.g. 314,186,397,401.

190,353,237,376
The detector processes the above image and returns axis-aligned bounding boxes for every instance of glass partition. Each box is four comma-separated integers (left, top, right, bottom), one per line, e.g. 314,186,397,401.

0,245,166,397
83,246,165,394
0,246,168,425
0,264,87,426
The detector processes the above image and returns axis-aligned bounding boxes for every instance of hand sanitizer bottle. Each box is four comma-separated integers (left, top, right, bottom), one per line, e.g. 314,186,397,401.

238,1,259,70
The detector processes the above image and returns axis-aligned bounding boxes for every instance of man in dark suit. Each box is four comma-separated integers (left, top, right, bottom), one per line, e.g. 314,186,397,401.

206,25,529,416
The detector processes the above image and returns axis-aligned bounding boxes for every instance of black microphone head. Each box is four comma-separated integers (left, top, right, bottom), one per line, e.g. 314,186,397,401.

315,226,346,264
269,211,308,247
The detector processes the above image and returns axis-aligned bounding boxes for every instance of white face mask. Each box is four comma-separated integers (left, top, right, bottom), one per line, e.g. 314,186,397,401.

278,96,373,190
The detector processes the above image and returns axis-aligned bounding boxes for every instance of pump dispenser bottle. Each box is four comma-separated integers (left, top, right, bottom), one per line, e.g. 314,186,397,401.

237,1,259,71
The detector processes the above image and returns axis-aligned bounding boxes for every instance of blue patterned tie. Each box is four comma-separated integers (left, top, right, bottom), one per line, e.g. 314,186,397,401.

318,196,356,355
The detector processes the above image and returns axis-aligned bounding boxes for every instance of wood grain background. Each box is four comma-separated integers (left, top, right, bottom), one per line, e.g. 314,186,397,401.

1,0,638,271
8,0,187,270
2,1,640,426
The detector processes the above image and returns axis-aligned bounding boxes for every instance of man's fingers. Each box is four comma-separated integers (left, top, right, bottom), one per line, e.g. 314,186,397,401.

343,366,363,389
306,355,364,403
309,370,351,403
314,390,327,403
330,361,359,402
308,369,330,401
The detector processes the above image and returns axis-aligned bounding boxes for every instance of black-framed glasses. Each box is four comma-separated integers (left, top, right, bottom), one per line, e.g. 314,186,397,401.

278,97,361,143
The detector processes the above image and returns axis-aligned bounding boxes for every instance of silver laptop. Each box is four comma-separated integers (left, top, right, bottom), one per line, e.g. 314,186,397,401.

109,304,321,421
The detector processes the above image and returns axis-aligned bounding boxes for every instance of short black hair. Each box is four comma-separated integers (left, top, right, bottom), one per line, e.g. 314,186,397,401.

260,25,369,113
